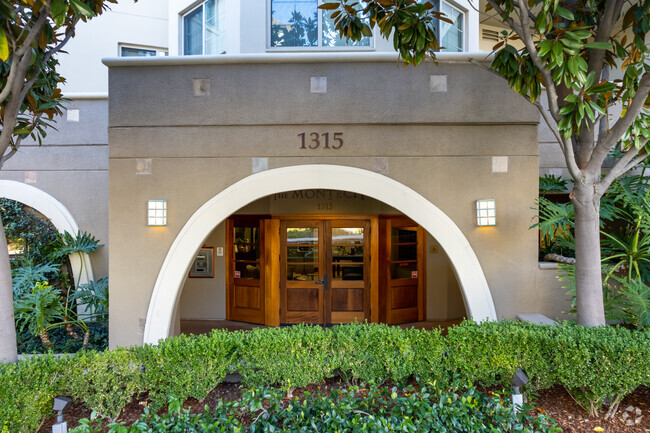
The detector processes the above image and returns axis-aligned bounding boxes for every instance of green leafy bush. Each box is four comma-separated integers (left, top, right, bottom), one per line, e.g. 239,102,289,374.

331,322,435,384
549,323,650,416
2,321,650,428
237,324,333,390
60,348,143,419
446,320,557,389
0,354,63,433
137,330,241,411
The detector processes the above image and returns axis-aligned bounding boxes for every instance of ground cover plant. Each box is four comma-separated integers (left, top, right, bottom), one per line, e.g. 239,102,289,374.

1,322,649,432
69,386,561,433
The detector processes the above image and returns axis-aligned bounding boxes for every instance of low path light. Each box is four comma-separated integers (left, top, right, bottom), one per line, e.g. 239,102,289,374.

52,396,71,433
511,369,528,414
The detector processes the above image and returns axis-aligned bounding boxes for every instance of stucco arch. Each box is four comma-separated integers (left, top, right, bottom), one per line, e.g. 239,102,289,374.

0,180,94,286
145,164,496,344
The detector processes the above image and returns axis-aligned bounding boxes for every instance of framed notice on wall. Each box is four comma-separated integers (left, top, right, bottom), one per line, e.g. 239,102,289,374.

189,247,214,278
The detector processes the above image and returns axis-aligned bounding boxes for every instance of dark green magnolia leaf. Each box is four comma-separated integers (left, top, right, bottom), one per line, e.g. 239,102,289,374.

584,41,612,50
69,0,95,17
556,7,574,21
51,0,68,27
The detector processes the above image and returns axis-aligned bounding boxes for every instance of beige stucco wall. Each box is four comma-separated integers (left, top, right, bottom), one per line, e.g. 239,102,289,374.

107,57,563,348
0,99,109,279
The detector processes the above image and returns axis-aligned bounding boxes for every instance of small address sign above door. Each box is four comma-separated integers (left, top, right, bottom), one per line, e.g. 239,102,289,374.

298,132,343,150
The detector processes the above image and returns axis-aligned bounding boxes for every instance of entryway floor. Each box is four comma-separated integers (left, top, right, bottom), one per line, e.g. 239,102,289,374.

180,319,465,336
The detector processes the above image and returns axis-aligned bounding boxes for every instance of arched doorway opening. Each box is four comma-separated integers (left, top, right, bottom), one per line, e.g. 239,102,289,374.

0,180,94,286
144,165,496,344
177,191,469,334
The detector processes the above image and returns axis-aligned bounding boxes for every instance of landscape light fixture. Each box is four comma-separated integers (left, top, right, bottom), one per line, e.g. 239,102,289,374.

52,396,72,433
148,199,167,226
511,369,528,414
476,199,496,226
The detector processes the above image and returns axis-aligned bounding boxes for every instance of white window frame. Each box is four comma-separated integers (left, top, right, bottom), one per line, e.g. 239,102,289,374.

266,0,375,51
181,0,223,55
118,43,168,57
437,0,465,53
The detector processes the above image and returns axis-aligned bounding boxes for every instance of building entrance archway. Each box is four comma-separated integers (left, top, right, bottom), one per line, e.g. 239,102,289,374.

144,164,496,344
0,180,95,286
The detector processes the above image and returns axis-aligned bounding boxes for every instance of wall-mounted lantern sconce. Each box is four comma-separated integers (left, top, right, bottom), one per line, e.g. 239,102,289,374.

148,200,167,226
476,199,496,226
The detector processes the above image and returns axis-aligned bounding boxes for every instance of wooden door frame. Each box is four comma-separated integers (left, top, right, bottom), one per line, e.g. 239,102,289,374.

272,214,378,324
378,215,427,324
327,218,371,324
225,215,269,324
279,219,326,324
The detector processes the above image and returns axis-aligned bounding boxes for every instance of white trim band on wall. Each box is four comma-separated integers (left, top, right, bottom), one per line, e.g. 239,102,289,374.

143,164,496,344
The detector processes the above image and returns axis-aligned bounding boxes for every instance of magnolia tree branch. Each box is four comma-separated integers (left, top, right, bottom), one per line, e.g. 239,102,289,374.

586,0,626,80
514,0,562,121
511,1,537,22
20,23,77,102
0,47,34,168
16,6,50,57
601,138,649,191
0,137,21,166
587,72,650,173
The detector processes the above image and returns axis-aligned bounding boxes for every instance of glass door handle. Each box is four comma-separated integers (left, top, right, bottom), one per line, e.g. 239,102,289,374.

315,274,328,289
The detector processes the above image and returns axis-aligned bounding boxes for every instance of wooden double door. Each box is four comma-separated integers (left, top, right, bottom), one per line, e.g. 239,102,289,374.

226,215,425,326
280,219,371,325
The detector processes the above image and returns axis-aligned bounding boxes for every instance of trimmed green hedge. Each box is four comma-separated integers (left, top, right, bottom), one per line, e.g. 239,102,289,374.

1,321,649,432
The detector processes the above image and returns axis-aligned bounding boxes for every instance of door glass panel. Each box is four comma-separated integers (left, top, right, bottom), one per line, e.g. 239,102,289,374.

391,262,418,279
331,227,364,244
332,245,364,260
233,224,261,280
287,264,319,281
391,244,417,261
235,262,261,279
235,244,259,261
287,227,318,244
287,246,318,262
332,264,364,281
391,227,417,243
235,227,259,244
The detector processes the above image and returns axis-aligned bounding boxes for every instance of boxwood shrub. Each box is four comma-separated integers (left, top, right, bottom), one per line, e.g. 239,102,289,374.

1,320,649,431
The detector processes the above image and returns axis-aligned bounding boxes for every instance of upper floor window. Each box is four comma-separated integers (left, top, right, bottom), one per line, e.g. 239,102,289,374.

119,44,168,57
437,0,463,52
270,0,371,48
183,0,225,55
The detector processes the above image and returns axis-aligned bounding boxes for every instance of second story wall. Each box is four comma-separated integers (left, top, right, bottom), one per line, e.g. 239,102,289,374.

169,0,480,56
59,0,169,95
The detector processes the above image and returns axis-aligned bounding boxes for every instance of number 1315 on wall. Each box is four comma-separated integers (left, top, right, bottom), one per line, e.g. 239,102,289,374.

298,132,343,149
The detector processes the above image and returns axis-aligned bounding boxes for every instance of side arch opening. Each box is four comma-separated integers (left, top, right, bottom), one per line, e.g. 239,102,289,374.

0,180,95,287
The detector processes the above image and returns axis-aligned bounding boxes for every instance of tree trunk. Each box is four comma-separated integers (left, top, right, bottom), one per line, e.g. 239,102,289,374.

39,328,52,350
0,217,18,363
572,182,606,326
